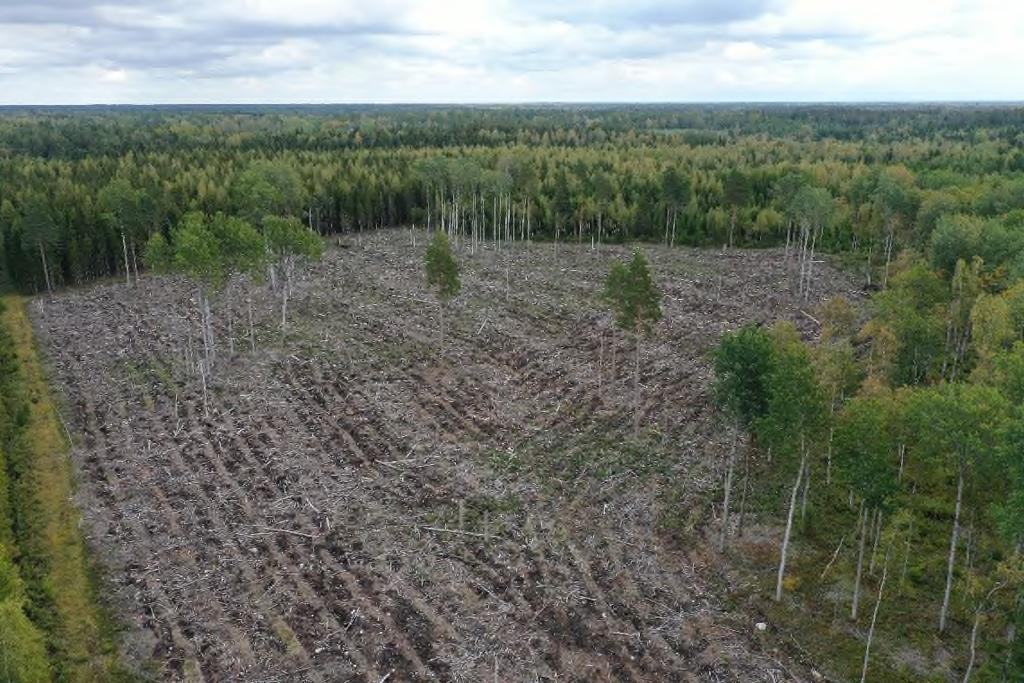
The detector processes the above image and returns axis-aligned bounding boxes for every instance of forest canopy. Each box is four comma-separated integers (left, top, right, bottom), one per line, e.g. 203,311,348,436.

2,103,1024,292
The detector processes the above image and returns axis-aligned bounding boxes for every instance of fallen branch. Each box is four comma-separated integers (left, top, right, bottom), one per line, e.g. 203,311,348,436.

420,525,494,540
799,310,821,326
241,525,318,539
820,534,846,580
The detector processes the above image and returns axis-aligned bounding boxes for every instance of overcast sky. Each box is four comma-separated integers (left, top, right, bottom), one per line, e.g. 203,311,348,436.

0,0,1020,104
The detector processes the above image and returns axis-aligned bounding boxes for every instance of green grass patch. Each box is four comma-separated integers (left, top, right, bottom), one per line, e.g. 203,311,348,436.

0,296,135,682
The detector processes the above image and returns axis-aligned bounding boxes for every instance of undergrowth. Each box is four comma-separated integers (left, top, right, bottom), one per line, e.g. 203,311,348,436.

0,296,134,682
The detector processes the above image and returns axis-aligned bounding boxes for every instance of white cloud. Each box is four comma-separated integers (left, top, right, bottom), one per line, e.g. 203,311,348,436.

0,0,1020,103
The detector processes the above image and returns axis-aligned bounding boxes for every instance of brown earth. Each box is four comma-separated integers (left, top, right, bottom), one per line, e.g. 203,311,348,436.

30,230,860,682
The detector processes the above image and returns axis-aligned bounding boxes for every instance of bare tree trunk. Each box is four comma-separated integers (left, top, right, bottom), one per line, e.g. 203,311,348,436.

122,230,132,287
737,448,750,538
853,503,868,620
940,462,965,633
883,224,894,288
826,425,835,484
131,239,140,284
804,224,818,301
439,302,445,348
280,277,289,334
801,462,811,521
719,423,739,551
861,550,890,683
776,440,806,602
248,295,255,352
633,330,641,434
900,517,914,591
203,292,215,369
199,355,209,418
869,509,883,575
964,605,982,683
38,243,53,298
963,585,1005,683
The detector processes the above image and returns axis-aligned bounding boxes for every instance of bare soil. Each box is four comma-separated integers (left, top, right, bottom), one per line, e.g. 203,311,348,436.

31,231,860,682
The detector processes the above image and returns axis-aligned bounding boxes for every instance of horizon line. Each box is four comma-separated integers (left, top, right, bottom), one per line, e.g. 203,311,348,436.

1,100,1023,108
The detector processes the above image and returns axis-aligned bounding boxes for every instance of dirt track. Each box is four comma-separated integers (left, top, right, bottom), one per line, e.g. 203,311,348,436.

31,231,859,682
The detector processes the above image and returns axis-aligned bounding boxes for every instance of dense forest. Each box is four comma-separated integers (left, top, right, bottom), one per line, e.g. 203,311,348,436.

2,104,1024,292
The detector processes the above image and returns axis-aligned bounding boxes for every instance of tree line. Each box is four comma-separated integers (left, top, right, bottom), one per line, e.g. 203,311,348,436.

2,105,1024,293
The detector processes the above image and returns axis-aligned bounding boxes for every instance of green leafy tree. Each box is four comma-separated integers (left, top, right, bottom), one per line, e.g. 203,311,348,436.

156,212,265,374
661,166,691,247
906,383,1009,632
19,197,59,298
604,249,662,433
834,396,900,620
790,186,835,300
930,214,981,276
0,597,50,683
231,161,306,226
712,324,774,550
424,230,460,346
722,169,751,247
262,216,324,332
874,166,919,287
755,324,828,601
97,177,146,286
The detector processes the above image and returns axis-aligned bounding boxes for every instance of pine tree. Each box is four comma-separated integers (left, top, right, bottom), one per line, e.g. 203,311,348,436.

425,230,460,346
604,249,662,434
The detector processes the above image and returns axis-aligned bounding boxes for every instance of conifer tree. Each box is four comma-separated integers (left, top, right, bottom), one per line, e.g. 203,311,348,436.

425,230,460,346
604,249,662,433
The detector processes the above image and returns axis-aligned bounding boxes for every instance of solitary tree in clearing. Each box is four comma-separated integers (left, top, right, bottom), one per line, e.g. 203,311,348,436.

712,324,773,551
604,249,662,434
424,230,460,346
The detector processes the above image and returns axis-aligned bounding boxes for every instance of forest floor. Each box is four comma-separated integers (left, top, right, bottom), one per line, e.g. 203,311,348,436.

29,230,861,682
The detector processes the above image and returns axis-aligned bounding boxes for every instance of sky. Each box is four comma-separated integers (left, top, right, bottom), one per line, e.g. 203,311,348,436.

0,0,1021,104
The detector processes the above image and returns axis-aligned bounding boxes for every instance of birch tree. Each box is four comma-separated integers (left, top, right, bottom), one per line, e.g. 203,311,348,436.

907,383,1009,633
712,324,773,550
146,212,264,375
97,178,146,286
755,324,828,602
262,216,324,333
790,186,835,300
834,396,900,620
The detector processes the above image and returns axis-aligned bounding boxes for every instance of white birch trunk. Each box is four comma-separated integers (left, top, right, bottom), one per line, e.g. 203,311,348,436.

940,463,965,633
775,441,806,602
